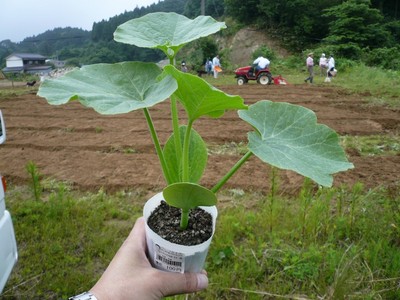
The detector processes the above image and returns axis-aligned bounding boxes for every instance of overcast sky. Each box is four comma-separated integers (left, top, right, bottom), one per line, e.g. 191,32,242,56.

1,0,158,42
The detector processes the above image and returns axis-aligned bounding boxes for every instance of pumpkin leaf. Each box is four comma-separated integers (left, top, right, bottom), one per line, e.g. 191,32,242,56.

37,62,177,114
163,182,217,211
163,126,208,184
163,65,247,122
114,12,226,59
239,100,354,187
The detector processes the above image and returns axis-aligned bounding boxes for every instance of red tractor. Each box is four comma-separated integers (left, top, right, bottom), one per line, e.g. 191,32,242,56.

234,66,273,85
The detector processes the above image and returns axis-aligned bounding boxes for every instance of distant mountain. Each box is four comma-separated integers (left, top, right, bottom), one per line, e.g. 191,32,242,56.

0,0,195,68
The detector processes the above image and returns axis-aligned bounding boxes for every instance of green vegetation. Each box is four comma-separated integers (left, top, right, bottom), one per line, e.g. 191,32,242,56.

342,135,400,156
3,182,144,299
0,85,37,99
224,0,400,67
26,161,42,201
3,174,399,299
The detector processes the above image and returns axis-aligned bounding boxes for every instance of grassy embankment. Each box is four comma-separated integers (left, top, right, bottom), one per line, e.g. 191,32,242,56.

1,64,399,299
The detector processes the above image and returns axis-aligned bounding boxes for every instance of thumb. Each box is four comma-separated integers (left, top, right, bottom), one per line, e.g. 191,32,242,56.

159,271,208,297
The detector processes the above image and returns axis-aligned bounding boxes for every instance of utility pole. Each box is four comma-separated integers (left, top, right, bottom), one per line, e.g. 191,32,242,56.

201,0,205,15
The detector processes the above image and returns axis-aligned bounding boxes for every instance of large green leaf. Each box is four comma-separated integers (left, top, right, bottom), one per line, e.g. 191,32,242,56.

114,12,226,58
163,182,217,211
239,101,354,187
163,126,208,184
37,62,177,114
163,65,247,122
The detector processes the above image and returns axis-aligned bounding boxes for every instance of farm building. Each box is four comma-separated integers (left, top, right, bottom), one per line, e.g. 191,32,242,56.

2,53,52,75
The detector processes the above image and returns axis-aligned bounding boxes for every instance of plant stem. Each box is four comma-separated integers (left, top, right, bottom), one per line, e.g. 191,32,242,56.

143,108,172,185
171,95,182,180
211,151,253,193
182,120,193,182
269,167,277,234
180,208,189,229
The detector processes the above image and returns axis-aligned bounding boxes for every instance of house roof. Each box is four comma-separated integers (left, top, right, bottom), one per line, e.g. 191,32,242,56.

6,53,46,60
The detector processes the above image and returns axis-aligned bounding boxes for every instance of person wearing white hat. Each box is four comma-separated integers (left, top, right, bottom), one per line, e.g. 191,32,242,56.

319,53,328,76
181,61,188,73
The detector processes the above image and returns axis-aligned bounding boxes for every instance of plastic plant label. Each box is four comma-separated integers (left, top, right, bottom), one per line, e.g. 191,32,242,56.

154,244,185,273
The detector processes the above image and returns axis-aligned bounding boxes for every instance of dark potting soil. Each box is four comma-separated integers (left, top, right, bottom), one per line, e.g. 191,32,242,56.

147,201,213,246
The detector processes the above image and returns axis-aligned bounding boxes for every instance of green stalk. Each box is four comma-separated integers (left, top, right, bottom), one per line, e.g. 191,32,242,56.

182,120,194,182
171,95,182,180
211,151,253,193
168,55,175,66
143,108,172,185
167,54,191,230
180,209,189,229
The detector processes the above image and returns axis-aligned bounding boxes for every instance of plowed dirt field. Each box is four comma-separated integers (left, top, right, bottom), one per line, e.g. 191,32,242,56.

1,83,399,194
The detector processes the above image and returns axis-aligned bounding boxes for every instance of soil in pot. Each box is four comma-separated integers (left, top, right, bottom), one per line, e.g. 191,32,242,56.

147,201,213,246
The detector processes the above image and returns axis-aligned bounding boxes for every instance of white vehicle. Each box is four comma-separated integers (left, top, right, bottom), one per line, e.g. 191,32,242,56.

0,110,18,293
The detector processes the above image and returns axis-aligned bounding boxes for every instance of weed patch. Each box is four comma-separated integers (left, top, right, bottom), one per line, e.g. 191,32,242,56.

3,182,400,299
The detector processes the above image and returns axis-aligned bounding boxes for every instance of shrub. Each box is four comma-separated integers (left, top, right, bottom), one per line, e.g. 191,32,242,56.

252,45,277,61
363,47,400,70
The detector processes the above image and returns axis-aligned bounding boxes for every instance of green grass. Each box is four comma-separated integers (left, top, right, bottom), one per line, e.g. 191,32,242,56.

3,184,145,299
285,62,400,107
2,177,399,299
0,85,37,99
342,135,400,156
335,65,400,106
204,183,400,299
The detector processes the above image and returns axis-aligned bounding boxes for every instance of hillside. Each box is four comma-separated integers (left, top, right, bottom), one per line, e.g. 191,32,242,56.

223,27,290,67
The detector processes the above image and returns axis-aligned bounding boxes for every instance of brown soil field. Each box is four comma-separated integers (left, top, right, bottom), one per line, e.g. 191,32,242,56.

0,83,399,195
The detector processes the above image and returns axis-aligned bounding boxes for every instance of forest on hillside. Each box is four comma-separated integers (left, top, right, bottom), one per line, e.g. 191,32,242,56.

1,0,399,70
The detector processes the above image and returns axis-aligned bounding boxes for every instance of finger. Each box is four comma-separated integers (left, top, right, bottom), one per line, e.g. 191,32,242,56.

112,217,149,267
159,272,208,297
125,217,146,248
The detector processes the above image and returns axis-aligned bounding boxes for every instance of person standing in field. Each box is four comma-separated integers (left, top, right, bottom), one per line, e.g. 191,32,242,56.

319,53,328,76
181,61,188,73
205,58,212,75
212,55,221,79
304,52,314,83
326,54,336,82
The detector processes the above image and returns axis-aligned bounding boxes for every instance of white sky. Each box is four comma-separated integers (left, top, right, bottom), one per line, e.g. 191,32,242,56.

0,0,159,42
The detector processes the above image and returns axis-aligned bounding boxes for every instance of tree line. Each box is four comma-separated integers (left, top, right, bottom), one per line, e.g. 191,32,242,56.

225,0,400,69
1,0,399,70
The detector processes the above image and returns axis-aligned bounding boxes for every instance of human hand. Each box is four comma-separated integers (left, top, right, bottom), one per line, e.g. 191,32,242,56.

90,217,209,300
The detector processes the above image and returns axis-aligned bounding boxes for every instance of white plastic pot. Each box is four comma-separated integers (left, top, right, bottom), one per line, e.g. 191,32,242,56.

143,192,217,273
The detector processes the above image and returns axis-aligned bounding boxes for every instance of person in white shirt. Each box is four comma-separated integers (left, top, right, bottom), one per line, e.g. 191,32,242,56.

249,56,270,76
253,56,270,70
319,53,327,76
304,52,314,83
212,55,221,78
327,55,336,80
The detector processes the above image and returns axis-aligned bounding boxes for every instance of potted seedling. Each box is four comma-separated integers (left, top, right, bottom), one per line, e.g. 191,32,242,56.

37,12,353,273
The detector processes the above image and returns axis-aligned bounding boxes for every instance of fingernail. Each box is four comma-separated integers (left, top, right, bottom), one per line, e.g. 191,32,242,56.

196,273,209,290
